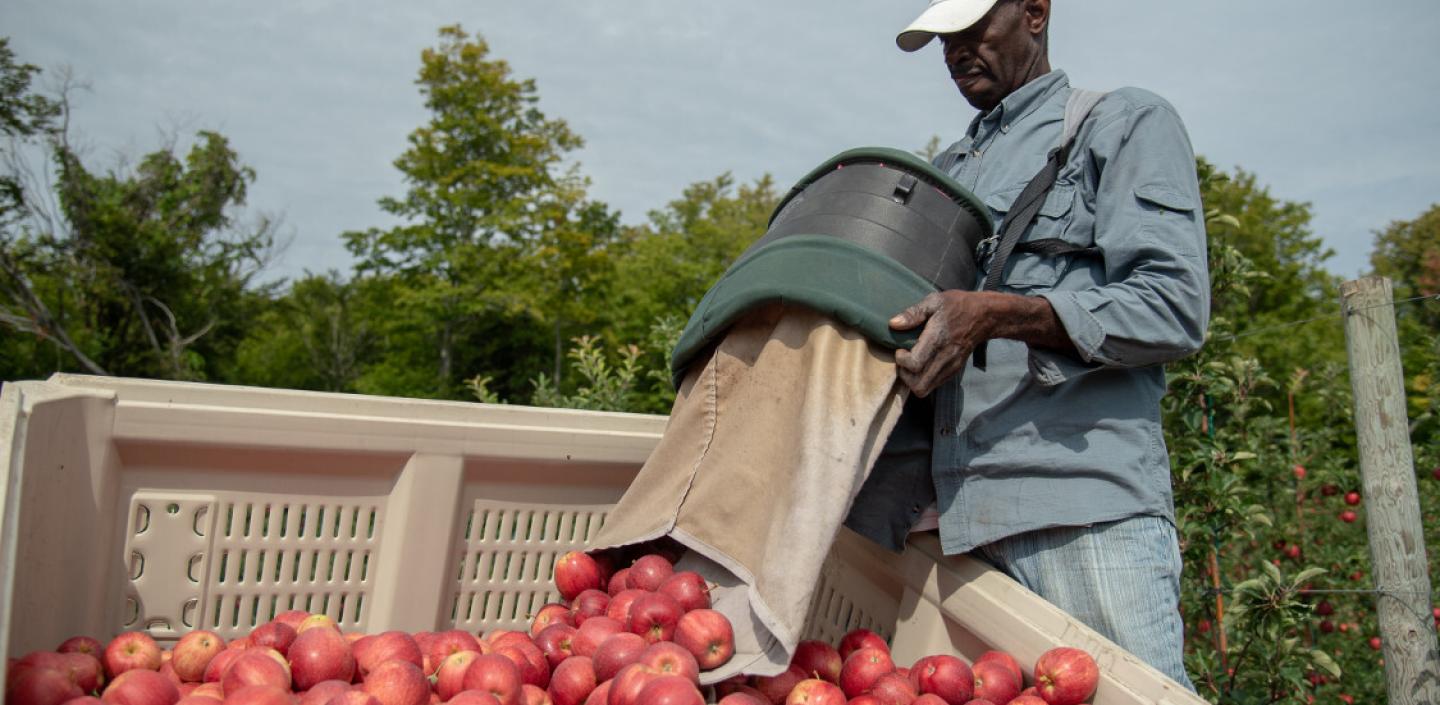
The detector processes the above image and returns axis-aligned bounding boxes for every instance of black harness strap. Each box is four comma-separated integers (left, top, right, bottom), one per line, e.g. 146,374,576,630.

971,88,1107,370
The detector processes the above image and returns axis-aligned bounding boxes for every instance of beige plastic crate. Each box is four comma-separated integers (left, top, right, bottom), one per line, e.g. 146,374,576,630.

0,375,1203,705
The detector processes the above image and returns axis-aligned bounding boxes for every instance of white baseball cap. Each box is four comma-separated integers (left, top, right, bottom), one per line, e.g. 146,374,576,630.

896,0,1000,52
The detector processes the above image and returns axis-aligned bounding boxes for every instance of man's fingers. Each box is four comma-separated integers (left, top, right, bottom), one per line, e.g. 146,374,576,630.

913,350,968,398
889,293,941,330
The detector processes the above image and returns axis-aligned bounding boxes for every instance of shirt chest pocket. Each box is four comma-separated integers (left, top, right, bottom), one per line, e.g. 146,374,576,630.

984,181,1087,289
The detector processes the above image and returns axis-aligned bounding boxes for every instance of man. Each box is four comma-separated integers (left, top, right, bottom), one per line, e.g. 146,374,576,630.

885,0,1209,689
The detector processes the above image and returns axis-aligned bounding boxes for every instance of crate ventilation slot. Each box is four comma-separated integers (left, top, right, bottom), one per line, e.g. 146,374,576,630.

447,499,612,633
123,493,383,642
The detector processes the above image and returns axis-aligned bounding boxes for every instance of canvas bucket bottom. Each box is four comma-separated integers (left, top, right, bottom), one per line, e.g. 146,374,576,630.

591,303,906,681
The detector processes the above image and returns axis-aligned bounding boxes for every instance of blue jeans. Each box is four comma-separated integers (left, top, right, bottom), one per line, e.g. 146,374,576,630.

973,515,1196,691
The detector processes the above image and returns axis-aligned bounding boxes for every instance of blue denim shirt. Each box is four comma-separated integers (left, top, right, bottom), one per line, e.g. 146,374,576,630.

847,70,1209,555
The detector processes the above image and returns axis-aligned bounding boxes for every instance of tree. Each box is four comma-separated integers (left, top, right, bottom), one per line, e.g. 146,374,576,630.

0,49,276,382
343,24,616,399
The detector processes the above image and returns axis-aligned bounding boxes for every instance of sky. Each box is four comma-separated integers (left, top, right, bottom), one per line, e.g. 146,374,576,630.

5,1,1439,287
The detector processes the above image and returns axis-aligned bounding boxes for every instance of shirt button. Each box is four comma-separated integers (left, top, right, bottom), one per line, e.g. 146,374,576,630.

969,149,981,158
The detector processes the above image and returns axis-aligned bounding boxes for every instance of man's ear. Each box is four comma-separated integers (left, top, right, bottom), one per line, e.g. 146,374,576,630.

1024,0,1050,36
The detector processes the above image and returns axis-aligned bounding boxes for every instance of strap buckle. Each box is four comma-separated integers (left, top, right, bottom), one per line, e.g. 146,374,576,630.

975,235,998,264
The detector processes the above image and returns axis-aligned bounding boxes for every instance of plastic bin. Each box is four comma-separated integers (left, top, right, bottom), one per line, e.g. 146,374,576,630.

0,375,1203,705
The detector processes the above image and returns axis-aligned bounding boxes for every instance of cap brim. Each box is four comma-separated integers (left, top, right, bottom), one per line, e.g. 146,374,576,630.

895,0,999,52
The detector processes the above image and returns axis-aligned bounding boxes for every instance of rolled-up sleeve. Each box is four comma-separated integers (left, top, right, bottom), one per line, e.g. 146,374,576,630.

1034,100,1209,381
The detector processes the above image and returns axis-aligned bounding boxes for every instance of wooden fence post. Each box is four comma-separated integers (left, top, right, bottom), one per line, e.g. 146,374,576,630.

1340,276,1440,704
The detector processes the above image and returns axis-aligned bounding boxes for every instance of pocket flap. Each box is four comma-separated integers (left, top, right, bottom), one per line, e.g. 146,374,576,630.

1134,183,1197,212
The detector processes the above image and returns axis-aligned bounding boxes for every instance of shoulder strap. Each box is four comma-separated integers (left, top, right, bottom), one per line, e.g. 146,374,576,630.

972,88,1106,370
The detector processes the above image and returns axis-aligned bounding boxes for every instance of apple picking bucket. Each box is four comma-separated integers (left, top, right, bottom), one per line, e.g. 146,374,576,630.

0,375,1204,705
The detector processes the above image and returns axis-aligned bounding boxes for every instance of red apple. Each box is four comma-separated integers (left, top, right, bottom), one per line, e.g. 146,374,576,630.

626,593,683,644
190,684,223,702
972,653,1020,691
1340,510,1358,523
637,643,698,684
570,618,623,659
567,592,609,627
482,633,530,654
530,626,574,670
837,630,888,661
969,661,1019,705
8,667,84,705
719,686,770,704
436,652,483,701
716,695,768,705
427,631,483,675
623,556,673,593
956,700,994,705
249,625,296,659
460,655,523,705
605,664,658,705
554,552,604,602
352,632,422,677
633,676,701,705
603,592,645,628
221,652,290,696
671,609,734,670
518,685,550,705
288,625,356,690
494,644,549,690
838,648,894,699
174,696,219,705
1032,648,1097,705
1344,491,1361,506
580,681,609,705
545,657,595,705
782,679,844,705
590,633,646,683
911,696,947,705
606,571,630,598
753,665,807,705
910,655,973,705
221,685,293,705
101,669,180,705
172,632,227,683
789,642,841,684
530,605,574,638
104,633,164,679
1007,697,1047,705
271,612,309,630
324,692,381,705
203,652,244,685
298,681,351,705
446,693,501,705
297,616,338,635
58,638,106,659
656,573,710,613
866,672,916,705
359,661,427,705
19,652,106,694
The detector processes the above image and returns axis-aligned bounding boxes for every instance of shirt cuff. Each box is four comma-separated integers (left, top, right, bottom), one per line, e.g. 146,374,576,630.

1029,291,1106,386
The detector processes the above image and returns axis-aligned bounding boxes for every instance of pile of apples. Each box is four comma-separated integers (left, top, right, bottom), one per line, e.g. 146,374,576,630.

4,547,1100,705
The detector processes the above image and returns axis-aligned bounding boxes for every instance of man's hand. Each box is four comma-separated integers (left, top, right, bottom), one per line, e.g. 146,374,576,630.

889,290,1077,397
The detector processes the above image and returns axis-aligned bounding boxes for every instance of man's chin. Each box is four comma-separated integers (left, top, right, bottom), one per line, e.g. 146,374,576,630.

953,76,999,111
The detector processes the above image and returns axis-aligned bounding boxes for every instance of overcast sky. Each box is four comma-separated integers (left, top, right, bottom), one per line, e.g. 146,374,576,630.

6,1,1439,287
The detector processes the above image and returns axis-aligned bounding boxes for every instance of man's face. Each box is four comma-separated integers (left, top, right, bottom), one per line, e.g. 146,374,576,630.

940,0,1048,112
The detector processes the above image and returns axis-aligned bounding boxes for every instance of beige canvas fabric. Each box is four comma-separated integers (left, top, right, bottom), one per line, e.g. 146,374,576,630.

592,303,906,682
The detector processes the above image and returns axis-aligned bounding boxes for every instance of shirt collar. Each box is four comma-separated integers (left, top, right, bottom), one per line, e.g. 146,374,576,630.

967,69,1070,137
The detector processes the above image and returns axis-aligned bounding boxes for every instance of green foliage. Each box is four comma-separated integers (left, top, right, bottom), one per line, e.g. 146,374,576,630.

1,90,275,382
340,25,618,399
